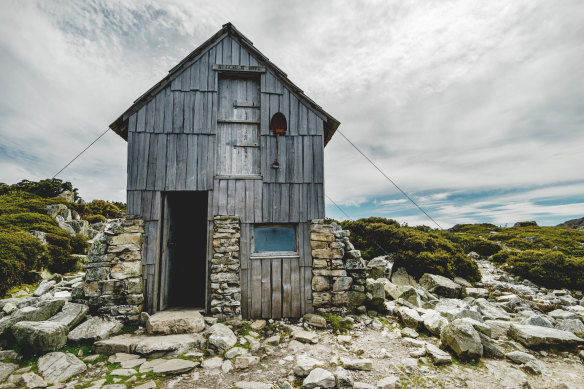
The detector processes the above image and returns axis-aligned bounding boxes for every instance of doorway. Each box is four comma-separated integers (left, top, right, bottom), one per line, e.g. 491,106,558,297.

159,191,208,310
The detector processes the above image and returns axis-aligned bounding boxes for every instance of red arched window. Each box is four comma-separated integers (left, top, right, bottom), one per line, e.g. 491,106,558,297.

270,112,287,135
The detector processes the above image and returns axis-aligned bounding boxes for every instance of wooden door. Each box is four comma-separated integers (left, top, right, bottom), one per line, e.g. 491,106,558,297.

216,77,261,176
158,195,174,311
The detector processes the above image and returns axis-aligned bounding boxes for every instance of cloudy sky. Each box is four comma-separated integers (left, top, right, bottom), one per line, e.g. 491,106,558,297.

1,0,583,228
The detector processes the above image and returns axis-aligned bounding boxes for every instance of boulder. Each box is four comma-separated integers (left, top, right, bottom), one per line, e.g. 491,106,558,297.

376,376,401,389
366,256,393,279
390,267,418,287
94,334,146,355
68,317,123,342
145,309,205,335
292,330,319,344
12,321,68,353
508,324,584,348
303,368,336,389
294,355,324,376
335,367,354,389
250,320,267,330
419,274,462,298
225,347,248,359
233,355,259,370
303,313,327,328
134,334,205,358
484,320,512,339
341,358,372,371
33,281,56,297
521,314,554,328
473,298,511,321
366,278,387,306
440,321,483,360
434,299,482,322
18,372,47,388
0,363,18,382
37,352,87,383
397,307,423,329
478,333,504,359
0,299,65,336
421,310,449,335
47,302,88,329
207,323,237,352
505,351,536,365
452,318,491,336
548,309,579,320
152,359,197,375
464,288,488,298
201,356,223,369
555,319,584,335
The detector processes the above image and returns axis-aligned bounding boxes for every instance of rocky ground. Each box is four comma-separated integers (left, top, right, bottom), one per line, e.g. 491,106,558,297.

1,256,584,388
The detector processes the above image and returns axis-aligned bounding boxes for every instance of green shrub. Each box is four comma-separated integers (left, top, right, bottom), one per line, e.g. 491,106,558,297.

514,221,538,227
0,178,79,200
44,233,77,274
490,250,512,264
0,212,69,236
341,217,481,282
86,214,106,224
0,231,45,296
70,234,89,254
440,233,501,256
88,200,121,219
504,249,584,290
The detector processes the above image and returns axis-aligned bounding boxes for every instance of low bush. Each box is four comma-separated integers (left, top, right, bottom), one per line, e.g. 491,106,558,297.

86,214,106,224
44,233,77,274
0,231,45,296
341,217,481,282
88,200,121,219
0,178,78,200
0,212,69,236
70,234,89,254
439,232,501,257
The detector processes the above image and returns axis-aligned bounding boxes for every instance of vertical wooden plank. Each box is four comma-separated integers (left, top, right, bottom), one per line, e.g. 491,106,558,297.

126,190,134,215
240,224,250,270
141,191,152,220
197,135,206,189
294,136,303,183
137,133,150,190
223,36,232,64
280,184,290,222
298,103,307,135
199,52,209,91
163,87,173,133
136,106,146,132
313,135,324,184
260,99,269,136
276,129,287,183
317,184,325,219
227,180,235,215
206,92,215,134
207,135,216,189
183,92,193,133
286,136,295,183
165,135,177,190
251,260,262,318
272,258,282,319
244,180,254,223
180,67,191,92
190,60,200,90
303,136,313,183
175,135,187,190
218,180,228,215
289,94,298,136
307,110,317,135
299,184,307,222
290,184,300,223
172,92,184,133
231,38,240,65
290,258,301,317
151,191,161,221
170,72,182,90
146,134,158,190
155,135,167,191
155,93,165,133
282,258,291,317
262,183,270,223
133,191,142,218
207,46,217,91
249,53,259,66
240,224,249,318
240,268,248,318
211,179,220,217
145,100,155,133
235,180,246,218
215,39,223,65
271,184,280,222
127,132,135,190
186,136,198,190
254,180,262,223
261,259,271,318
240,44,250,65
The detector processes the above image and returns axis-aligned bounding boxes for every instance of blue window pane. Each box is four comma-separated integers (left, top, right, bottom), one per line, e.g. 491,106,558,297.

254,226,295,252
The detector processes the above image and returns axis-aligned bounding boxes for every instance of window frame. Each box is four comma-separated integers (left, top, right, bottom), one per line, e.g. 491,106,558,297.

250,223,299,258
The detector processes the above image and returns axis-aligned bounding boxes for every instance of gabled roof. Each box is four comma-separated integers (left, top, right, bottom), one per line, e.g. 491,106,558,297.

109,23,340,146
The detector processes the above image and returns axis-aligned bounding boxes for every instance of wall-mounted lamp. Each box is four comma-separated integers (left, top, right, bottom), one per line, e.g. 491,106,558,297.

269,112,287,169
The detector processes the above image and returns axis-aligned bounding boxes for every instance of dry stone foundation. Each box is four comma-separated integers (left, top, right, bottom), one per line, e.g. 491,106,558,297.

210,216,241,318
75,216,144,324
310,219,366,314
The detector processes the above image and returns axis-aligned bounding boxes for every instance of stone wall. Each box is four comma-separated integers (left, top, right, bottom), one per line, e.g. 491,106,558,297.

311,219,367,314
210,216,241,319
75,216,144,324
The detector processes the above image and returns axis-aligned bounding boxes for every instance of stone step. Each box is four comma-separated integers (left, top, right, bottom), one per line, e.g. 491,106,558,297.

145,308,206,335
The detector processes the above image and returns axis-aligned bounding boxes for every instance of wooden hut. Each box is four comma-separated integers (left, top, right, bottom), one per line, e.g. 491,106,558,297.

109,23,340,319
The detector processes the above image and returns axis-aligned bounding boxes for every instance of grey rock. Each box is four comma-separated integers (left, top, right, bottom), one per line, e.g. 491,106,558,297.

366,256,393,279
68,317,122,342
294,355,324,376
478,333,505,358
484,320,512,339
292,330,319,344
134,334,205,358
509,324,584,348
424,344,452,365
521,314,554,328
303,368,336,389
548,309,578,320
397,307,423,329
47,302,88,329
376,376,401,389
335,367,354,389
341,358,372,371
37,352,86,383
419,273,462,298
18,372,47,388
202,356,223,369
233,355,259,370
390,267,418,287
145,309,205,335
421,310,449,335
473,298,511,321
12,321,68,353
554,319,584,335
0,299,65,336
94,334,145,355
303,313,327,328
207,323,237,352
452,318,491,336
264,335,280,346
132,381,156,389
225,347,248,359
110,368,136,376
354,383,376,389
434,299,483,322
152,359,196,375
234,382,273,389
440,321,483,360
250,320,266,330
401,327,419,338
521,360,542,375
0,351,19,361
0,363,18,383
464,288,488,298
506,351,536,365
454,276,473,288
32,281,56,297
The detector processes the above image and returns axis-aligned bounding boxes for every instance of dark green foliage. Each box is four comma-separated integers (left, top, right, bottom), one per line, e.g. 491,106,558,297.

490,250,512,264
341,217,481,282
44,233,77,274
86,214,106,223
88,200,121,219
70,234,89,254
438,232,501,256
504,250,584,290
0,178,79,201
0,231,45,296
0,212,69,236
515,221,538,227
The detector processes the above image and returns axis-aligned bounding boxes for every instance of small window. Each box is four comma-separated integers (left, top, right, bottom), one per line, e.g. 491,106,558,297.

253,225,296,253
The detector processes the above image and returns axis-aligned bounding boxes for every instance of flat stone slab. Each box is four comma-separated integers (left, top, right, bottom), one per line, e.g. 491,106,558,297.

94,334,146,355
509,324,584,348
152,359,197,375
68,317,122,342
145,309,205,335
0,362,18,382
341,358,373,371
37,352,87,383
235,382,273,389
110,368,137,376
48,302,88,329
18,372,47,388
133,333,205,358
12,320,68,353
292,330,319,344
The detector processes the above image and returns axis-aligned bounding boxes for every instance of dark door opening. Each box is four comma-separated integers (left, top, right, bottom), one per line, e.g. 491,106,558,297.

159,191,208,309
